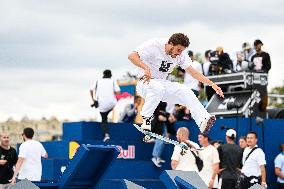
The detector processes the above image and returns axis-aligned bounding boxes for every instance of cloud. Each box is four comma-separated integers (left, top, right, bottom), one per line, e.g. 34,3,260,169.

0,0,283,120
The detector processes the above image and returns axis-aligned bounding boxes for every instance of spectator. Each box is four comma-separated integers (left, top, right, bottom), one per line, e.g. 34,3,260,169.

233,51,249,72
202,50,212,76
251,39,271,112
10,128,48,184
242,42,256,62
151,102,176,167
274,142,284,189
251,39,271,73
90,69,121,142
172,104,191,121
198,133,220,189
184,50,203,97
0,133,18,189
240,131,267,188
211,140,222,149
216,46,233,74
239,136,247,150
119,96,142,123
171,127,200,171
218,129,242,189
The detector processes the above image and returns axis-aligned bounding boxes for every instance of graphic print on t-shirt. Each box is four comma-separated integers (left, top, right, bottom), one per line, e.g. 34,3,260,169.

159,61,173,72
253,57,263,71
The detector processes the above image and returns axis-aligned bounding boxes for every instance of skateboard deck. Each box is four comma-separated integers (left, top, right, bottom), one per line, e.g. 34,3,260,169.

133,124,189,155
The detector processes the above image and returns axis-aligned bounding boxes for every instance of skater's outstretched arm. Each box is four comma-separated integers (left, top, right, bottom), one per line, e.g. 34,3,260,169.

186,65,224,98
128,52,151,84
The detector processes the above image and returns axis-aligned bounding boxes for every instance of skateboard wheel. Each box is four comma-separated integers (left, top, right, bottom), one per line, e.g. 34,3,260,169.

143,135,151,142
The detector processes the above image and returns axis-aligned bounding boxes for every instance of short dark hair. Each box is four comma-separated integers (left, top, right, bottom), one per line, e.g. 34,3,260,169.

187,50,193,57
254,39,263,47
239,136,247,141
23,127,34,139
168,33,190,48
280,143,284,152
247,131,258,139
103,69,112,78
205,50,211,58
199,132,210,140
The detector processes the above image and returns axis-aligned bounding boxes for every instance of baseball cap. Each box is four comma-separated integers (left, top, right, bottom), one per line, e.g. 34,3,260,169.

242,42,251,50
226,129,237,138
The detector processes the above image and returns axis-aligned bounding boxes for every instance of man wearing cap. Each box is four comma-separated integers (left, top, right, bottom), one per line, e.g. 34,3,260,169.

216,46,233,74
251,39,271,73
251,39,271,112
218,129,243,189
242,42,256,62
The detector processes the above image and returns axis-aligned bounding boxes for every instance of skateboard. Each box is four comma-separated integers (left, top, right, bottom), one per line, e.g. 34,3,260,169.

133,124,189,155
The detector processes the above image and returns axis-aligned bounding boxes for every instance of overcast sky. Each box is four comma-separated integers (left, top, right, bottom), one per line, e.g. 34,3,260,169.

1,0,284,121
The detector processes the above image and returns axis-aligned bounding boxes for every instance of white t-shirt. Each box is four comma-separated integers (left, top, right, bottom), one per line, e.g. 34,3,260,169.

202,61,211,76
91,78,120,113
18,140,47,181
275,153,284,183
184,60,202,91
134,38,192,79
171,140,200,171
241,147,266,177
198,145,220,188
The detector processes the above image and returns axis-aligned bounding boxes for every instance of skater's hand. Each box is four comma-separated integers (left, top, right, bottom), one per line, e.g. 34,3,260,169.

9,176,16,185
211,83,224,98
142,68,151,84
208,179,214,188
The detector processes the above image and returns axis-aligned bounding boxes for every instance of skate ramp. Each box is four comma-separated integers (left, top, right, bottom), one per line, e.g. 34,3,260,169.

159,170,207,189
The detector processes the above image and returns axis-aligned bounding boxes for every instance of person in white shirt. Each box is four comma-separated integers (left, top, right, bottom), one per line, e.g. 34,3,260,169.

274,142,284,189
202,50,212,76
184,50,202,97
241,131,267,188
90,70,121,142
198,133,220,189
232,51,249,72
128,33,224,133
10,128,48,184
171,127,200,171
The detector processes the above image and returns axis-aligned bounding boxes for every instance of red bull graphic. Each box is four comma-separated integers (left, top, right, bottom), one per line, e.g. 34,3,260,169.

116,145,135,159
69,141,135,160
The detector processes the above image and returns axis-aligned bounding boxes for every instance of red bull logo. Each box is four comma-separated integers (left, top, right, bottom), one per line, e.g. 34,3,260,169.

116,145,135,159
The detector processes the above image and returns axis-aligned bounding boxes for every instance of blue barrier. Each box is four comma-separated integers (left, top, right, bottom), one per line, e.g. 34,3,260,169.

121,179,146,189
39,118,283,189
36,144,119,189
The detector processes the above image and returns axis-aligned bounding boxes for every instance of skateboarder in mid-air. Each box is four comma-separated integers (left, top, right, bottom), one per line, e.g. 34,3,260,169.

128,33,224,133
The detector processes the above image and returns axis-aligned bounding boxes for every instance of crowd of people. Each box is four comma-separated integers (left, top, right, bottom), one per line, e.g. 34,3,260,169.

171,127,284,189
0,128,48,189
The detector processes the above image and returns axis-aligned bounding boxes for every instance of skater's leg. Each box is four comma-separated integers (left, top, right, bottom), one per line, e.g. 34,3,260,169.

162,81,214,132
136,79,165,130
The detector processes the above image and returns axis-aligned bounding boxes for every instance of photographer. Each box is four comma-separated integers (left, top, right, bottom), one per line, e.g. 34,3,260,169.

216,46,233,74
90,69,121,142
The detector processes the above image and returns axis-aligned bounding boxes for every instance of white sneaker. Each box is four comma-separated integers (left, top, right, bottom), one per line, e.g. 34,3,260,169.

103,134,110,142
157,157,166,163
151,157,162,167
141,116,153,131
199,115,216,133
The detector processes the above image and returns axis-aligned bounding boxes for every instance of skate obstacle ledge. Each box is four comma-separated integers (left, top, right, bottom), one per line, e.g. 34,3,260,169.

35,144,119,189
248,183,266,189
159,170,207,189
174,176,197,189
121,179,146,189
